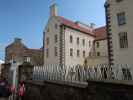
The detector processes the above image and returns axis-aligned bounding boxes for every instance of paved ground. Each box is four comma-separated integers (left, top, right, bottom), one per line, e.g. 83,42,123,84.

0,97,8,100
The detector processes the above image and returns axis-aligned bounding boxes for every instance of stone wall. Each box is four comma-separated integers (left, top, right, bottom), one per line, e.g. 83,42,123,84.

1,63,11,79
24,80,133,100
5,38,43,65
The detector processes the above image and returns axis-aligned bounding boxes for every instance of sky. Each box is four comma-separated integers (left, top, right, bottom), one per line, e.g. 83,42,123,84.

0,0,106,60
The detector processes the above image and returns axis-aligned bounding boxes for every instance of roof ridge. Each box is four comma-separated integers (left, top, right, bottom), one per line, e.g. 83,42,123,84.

57,16,95,37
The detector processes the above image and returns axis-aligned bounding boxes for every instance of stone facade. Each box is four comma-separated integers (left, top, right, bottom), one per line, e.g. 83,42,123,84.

5,38,43,66
0,60,4,76
105,0,133,65
44,3,108,66
85,26,109,66
1,63,11,79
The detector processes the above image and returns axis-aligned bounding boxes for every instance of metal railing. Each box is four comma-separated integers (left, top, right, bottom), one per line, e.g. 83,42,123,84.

32,64,133,83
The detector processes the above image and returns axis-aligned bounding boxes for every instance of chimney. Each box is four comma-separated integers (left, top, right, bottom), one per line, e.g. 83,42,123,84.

14,38,22,43
50,2,58,17
90,23,95,29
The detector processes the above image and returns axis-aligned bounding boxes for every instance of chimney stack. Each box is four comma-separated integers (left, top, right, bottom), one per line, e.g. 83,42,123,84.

90,23,95,29
14,38,22,43
50,1,58,17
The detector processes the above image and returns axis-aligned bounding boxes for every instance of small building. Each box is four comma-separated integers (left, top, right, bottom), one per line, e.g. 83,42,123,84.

5,38,43,66
84,26,109,66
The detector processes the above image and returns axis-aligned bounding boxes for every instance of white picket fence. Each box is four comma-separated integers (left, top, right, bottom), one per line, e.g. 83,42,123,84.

32,64,133,83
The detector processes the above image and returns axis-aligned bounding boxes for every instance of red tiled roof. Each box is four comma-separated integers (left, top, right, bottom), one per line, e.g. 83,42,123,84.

94,26,107,41
57,16,95,37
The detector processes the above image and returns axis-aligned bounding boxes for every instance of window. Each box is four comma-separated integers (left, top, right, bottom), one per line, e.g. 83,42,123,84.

77,37,79,45
47,28,49,32
54,34,58,43
97,52,100,56
54,47,58,56
55,24,58,29
77,50,80,57
83,39,85,46
24,56,30,62
46,48,49,58
27,57,31,62
70,48,73,56
96,42,100,48
89,41,91,47
117,12,126,26
89,52,91,56
116,0,123,2
83,51,85,57
119,32,128,48
70,35,73,43
46,37,49,45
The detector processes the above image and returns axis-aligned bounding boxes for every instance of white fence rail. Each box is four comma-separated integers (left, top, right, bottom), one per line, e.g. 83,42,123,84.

32,64,133,83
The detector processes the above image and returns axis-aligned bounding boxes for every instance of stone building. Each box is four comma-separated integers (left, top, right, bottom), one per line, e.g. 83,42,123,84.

5,38,43,66
44,3,96,66
43,3,108,66
105,0,133,65
0,60,4,76
85,26,108,66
